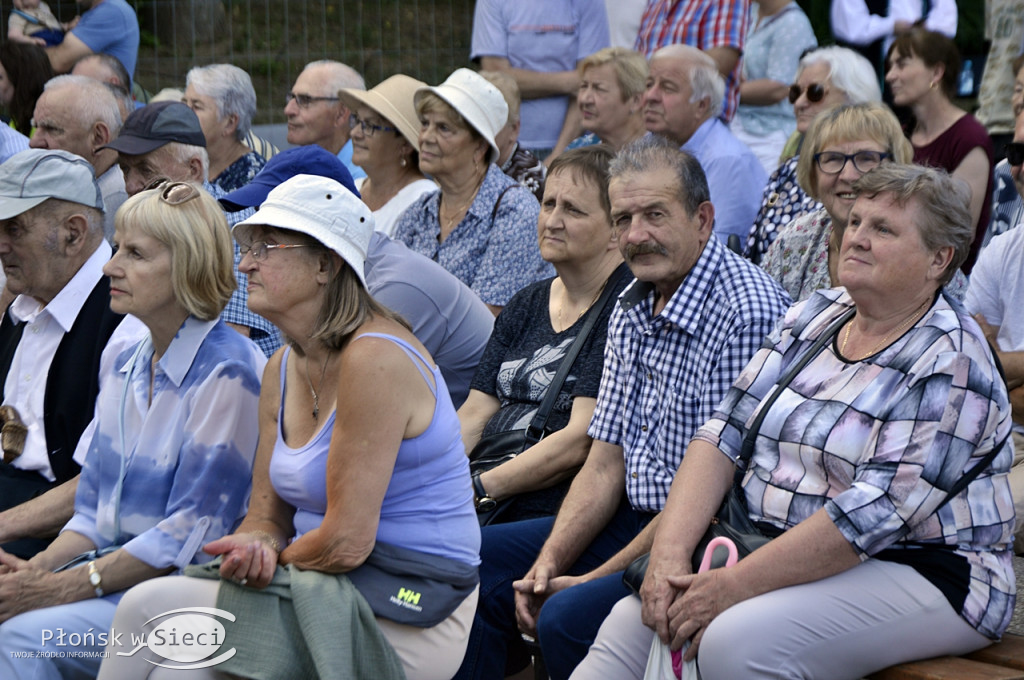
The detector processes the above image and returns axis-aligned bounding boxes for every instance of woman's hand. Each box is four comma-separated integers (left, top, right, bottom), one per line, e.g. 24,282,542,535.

204,533,279,590
664,568,744,658
278,526,372,574
639,551,692,645
0,551,59,622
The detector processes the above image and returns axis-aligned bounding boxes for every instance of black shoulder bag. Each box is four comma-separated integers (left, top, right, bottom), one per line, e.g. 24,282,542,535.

470,270,627,526
623,307,855,593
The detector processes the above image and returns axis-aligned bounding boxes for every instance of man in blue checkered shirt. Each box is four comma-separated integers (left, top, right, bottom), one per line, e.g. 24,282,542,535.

454,137,792,680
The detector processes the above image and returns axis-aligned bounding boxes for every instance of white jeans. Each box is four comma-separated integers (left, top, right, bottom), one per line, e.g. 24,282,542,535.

97,575,479,680
571,559,990,680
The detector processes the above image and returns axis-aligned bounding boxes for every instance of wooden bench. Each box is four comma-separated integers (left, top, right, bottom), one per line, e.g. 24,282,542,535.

868,633,1024,679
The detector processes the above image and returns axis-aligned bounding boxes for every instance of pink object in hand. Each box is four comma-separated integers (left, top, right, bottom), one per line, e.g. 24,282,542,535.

671,537,739,679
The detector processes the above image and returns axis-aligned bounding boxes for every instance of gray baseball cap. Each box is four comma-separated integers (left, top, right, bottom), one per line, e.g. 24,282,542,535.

0,149,104,220
101,101,206,155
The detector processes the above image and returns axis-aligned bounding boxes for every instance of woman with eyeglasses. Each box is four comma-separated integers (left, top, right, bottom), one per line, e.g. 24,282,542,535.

98,174,480,680
730,0,817,175
338,75,437,237
394,69,551,316
745,46,880,265
0,183,265,679
183,64,267,193
761,103,916,302
886,28,993,274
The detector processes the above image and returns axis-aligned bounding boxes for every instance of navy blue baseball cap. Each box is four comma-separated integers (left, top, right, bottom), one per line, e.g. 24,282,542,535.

219,144,360,211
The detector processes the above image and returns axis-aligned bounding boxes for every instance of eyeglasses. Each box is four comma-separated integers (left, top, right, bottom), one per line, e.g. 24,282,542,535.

813,150,891,175
788,82,827,104
1005,142,1024,167
285,92,340,109
348,113,398,137
239,241,312,262
147,179,201,206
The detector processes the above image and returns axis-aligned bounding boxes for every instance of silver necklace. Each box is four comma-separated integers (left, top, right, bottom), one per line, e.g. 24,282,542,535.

304,351,332,420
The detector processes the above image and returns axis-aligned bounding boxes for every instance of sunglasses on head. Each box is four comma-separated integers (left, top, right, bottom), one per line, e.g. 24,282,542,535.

788,82,827,104
1005,142,1024,167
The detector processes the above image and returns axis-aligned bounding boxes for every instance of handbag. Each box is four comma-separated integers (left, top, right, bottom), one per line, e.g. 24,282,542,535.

623,308,856,594
470,267,629,526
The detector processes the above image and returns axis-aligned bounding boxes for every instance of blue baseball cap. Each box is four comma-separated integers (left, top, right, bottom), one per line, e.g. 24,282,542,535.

219,144,360,211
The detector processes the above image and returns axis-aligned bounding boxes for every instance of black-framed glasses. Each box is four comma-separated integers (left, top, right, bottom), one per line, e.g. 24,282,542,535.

285,92,340,109
348,113,398,137
238,241,311,262
1005,142,1024,167
788,82,827,104
813,150,891,175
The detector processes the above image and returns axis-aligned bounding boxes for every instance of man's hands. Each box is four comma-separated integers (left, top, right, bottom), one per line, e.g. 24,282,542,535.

512,561,587,636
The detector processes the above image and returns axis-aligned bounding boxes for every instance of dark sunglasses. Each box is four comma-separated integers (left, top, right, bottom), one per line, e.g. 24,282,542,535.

1006,142,1024,167
788,82,827,104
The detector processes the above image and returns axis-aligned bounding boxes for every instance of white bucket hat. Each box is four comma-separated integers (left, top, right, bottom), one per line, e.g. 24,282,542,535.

415,68,508,165
233,174,373,288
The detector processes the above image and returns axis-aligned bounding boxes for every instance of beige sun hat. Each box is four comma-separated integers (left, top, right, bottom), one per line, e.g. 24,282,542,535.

339,74,427,151
415,68,508,165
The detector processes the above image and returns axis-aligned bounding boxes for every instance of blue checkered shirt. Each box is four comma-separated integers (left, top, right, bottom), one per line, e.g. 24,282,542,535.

588,236,791,512
206,182,281,357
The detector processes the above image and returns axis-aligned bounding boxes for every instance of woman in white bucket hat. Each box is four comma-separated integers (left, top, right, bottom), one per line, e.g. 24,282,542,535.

394,68,552,315
99,174,482,680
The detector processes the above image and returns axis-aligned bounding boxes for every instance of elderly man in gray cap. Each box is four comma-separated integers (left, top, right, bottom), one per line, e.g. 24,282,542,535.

104,100,280,356
0,149,143,559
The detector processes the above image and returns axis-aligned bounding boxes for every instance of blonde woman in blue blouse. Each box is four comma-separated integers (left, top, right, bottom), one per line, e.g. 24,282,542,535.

0,183,265,680
573,164,1014,679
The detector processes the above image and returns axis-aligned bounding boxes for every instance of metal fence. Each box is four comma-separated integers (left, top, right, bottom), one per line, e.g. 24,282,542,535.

38,0,476,124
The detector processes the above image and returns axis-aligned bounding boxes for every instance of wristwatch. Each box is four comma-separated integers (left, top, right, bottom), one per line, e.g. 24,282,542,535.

471,471,497,513
87,560,104,598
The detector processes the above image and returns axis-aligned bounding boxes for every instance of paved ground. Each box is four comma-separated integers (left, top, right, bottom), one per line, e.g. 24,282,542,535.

1010,557,1024,635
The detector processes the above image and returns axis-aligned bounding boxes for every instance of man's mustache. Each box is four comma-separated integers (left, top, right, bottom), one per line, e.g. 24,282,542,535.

624,242,669,260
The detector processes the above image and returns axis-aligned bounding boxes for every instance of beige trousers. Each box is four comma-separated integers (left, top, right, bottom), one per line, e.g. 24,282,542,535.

97,575,478,680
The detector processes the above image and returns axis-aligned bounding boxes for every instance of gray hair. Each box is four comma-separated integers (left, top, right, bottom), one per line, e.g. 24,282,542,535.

304,59,365,93
73,53,131,90
165,142,211,183
651,44,724,119
798,46,881,105
185,64,258,141
609,135,710,216
43,74,122,134
851,164,972,286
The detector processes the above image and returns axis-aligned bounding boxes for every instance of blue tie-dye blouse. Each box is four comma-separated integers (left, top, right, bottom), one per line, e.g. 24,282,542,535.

64,316,265,571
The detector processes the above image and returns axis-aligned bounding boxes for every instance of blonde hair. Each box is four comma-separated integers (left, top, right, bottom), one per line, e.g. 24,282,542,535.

796,102,913,200
579,47,649,101
114,186,236,320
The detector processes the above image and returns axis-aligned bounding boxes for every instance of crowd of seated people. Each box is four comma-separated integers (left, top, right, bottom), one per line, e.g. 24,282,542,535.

0,4,1021,678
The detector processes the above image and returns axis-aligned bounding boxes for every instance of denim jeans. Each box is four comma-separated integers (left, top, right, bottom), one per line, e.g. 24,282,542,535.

453,499,655,680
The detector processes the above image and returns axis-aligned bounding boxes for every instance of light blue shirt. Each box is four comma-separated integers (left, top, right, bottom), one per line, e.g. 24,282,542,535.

734,2,817,138
682,118,768,242
70,0,139,84
337,140,366,181
0,125,28,164
64,316,265,571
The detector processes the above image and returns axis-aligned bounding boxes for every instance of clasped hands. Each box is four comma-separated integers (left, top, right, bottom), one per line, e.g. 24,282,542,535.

639,553,742,661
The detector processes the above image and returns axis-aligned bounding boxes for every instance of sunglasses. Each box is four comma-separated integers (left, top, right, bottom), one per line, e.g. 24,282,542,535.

144,178,201,205
1006,142,1024,167
788,82,827,104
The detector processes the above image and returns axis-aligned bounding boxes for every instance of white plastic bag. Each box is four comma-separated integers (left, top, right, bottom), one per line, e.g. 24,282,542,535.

641,537,739,680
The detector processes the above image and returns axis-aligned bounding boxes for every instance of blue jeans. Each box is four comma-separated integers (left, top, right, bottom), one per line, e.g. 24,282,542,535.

453,499,655,680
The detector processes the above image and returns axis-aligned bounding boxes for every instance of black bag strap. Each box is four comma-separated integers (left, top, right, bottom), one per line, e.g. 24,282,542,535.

738,307,855,465
524,266,630,444
490,184,518,224
738,302,1009,515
